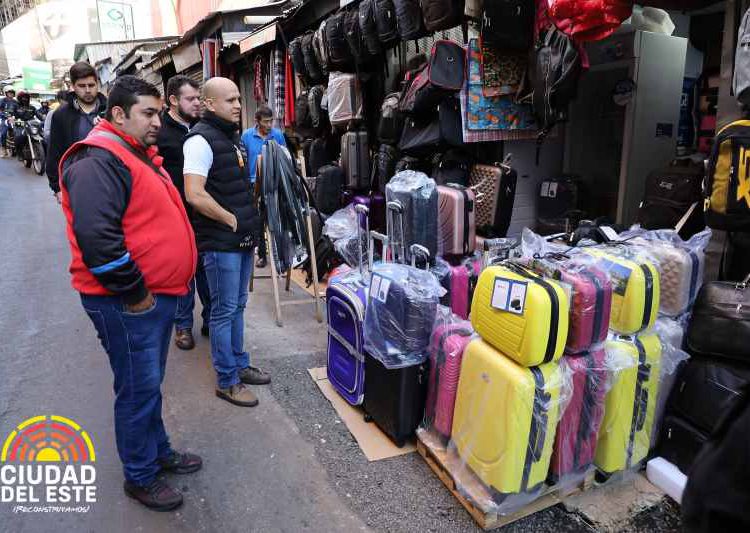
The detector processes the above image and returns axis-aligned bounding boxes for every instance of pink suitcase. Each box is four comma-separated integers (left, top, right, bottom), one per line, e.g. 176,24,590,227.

549,348,607,483
438,184,476,256
424,320,473,441
527,256,612,354
432,257,481,320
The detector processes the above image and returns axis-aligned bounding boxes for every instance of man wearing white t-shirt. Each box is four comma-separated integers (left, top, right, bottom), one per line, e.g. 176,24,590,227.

183,77,271,408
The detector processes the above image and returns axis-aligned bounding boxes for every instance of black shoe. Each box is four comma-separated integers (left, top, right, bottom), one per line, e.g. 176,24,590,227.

255,257,267,268
200,324,209,337
175,329,195,350
123,479,183,512
158,451,203,475
239,366,271,385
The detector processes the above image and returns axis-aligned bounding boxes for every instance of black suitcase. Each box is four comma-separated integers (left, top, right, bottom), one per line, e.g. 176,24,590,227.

658,414,708,475
386,179,439,263
363,352,429,447
341,130,370,190
668,359,750,435
538,176,579,220
315,165,344,215
375,144,398,194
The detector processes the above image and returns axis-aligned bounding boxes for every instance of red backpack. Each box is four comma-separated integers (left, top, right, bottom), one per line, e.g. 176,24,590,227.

546,0,634,43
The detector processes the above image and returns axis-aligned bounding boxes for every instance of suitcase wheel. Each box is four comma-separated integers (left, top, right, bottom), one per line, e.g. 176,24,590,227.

394,438,406,448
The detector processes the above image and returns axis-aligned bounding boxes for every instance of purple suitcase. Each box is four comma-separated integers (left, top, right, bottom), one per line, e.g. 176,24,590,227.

341,191,386,232
326,206,378,405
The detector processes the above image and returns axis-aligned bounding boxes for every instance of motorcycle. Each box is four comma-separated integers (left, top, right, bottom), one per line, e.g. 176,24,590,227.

4,116,20,157
15,117,45,174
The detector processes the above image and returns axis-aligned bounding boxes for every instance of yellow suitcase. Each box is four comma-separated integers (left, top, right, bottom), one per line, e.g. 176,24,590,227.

595,333,662,474
470,263,569,366
451,339,562,497
581,248,660,335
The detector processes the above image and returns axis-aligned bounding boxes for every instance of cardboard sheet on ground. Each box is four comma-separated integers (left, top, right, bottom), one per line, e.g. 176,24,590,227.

308,367,416,461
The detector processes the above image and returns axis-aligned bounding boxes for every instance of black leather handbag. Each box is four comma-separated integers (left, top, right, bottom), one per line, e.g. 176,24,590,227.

686,275,750,363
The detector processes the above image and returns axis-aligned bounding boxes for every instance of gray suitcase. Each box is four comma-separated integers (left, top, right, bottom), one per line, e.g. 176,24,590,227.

341,130,370,190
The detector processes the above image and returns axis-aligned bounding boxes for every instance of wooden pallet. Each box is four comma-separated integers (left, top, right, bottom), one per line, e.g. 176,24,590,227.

416,431,592,530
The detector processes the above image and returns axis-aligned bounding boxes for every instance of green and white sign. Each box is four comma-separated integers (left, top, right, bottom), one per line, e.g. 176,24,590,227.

22,61,52,91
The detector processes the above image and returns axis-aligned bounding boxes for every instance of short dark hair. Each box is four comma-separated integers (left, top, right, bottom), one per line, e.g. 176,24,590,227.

105,75,161,121
255,105,272,122
166,75,199,104
69,62,97,85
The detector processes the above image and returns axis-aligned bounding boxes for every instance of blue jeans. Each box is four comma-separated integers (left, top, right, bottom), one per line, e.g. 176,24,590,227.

203,251,253,389
80,294,177,486
0,122,7,145
174,257,211,331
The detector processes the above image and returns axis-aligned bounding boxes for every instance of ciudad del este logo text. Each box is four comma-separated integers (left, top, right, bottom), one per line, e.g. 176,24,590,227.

1,415,97,504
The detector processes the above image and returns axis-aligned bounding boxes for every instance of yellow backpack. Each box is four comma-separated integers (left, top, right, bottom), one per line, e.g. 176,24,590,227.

705,119,750,230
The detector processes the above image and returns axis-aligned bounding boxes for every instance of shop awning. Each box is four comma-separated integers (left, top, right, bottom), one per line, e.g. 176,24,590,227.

239,23,277,55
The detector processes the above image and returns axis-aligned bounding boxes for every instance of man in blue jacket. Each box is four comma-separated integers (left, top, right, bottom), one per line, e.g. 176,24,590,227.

240,106,285,268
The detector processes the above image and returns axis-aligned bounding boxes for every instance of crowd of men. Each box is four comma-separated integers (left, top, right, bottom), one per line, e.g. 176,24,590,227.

44,61,288,511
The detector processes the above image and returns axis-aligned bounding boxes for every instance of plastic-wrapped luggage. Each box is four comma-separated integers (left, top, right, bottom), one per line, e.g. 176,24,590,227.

451,338,565,511
326,206,375,405
595,333,662,475
520,253,612,354
422,309,474,441
549,348,608,486
385,171,439,263
471,262,569,366
431,256,481,320
363,245,443,368
580,246,660,335
437,183,476,256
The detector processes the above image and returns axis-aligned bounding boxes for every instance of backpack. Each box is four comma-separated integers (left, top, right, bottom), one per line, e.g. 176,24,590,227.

359,0,381,56
638,159,706,239
531,27,583,135
344,8,368,66
422,0,466,32
547,0,634,43
734,8,750,106
289,37,307,78
481,0,535,52
374,0,400,47
295,91,314,136
308,136,336,177
302,32,323,84
313,20,330,75
705,119,750,231
375,143,399,193
378,92,403,144
431,149,472,186
308,85,327,129
411,40,466,114
325,11,354,71
327,72,364,127
399,64,429,113
393,0,427,41
394,155,422,174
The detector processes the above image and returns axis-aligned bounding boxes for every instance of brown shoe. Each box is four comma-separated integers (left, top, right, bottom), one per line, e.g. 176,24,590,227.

175,329,195,350
215,384,258,407
158,450,203,475
239,366,271,385
124,479,183,512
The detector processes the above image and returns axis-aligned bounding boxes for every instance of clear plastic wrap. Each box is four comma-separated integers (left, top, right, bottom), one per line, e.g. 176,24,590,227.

385,170,439,264
618,227,711,317
481,237,522,268
429,254,482,320
418,306,477,446
595,332,663,478
650,317,690,448
549,346,618,490
327,72,363,126
323,205,365,269
520,227,571,259
363,258,445,369
446,339,574,516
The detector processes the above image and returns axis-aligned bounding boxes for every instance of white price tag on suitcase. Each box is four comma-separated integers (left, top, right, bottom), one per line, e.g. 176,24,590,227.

491,277,527,314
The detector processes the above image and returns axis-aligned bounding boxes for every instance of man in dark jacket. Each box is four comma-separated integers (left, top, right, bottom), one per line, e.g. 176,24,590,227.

0,87,18,158
60,76,202,511
156,75,210,351
46,61,107,203
184,77,270,408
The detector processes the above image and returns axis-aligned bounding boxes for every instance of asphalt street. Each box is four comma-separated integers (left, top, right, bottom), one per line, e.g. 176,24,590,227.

0,158,680,532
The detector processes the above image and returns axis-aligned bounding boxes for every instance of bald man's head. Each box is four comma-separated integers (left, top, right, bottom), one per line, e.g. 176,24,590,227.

203,76,242,125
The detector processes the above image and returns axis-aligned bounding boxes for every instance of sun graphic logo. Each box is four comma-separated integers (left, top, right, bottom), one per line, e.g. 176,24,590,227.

1,416,97,506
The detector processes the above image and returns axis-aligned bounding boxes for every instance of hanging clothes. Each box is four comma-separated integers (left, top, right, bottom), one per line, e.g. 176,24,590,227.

284,51,295,128
253,55,265,102
273,45,285,129
202,38,219,80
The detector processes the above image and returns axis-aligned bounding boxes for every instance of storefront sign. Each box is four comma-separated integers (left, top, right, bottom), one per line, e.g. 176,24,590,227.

96,0,134,41
239,24,277,55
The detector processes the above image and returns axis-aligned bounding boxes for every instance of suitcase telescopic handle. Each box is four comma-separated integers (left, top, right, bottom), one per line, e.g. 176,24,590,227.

386,200,406,264
355,204,370,277
369,231,389,270
410,244,430,269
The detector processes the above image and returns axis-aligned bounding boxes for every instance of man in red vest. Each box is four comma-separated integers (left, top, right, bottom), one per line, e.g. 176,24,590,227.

59,76,201,512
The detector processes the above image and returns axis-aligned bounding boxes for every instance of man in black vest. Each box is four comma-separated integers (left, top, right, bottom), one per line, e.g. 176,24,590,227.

184,77,270,407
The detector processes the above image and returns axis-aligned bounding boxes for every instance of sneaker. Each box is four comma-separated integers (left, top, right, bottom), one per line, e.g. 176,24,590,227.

255,256,267,268
239,366,271,385
215,384,258,407
200,324,209,337
175,329,195,350
123,479,183,512
158,451,203,475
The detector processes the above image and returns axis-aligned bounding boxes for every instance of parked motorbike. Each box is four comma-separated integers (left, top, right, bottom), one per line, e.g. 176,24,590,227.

15,117,45,174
